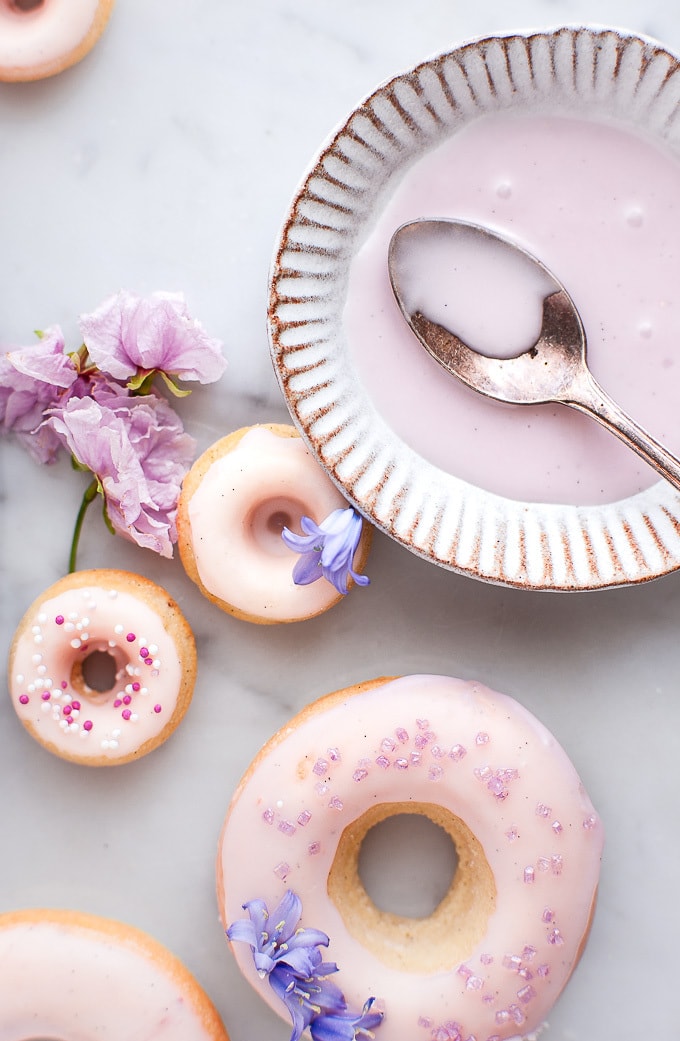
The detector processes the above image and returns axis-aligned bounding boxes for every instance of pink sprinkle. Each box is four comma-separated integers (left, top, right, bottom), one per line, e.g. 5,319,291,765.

417,1017,432,1029
153,704,162,714
480,953,494,965
542,908,554,923
327,747,341,762
551,854,563,875
353,768,368,782
83,720,93,731
297,810,312,827
122,709,132,720
328,795,344,811
551,820,563,835
126,632,136,643
41,692,51,701
410,752,422,766
466,975,484,991
381,737,396,753
113,699,122,708
394,757,409,770
71,700,81,711
517,984,536,1005
262,809,275,825
416,718,429,730
278,820,296,836
583,814,598,830
523,866,535,885
519,967,534,980
375,755,390,769
450,743,466,761
475,731,490,745
536,802,551,818
547,928,564,946
62,705,72,716
428,765,443,782
123,695,132,705
55,615,64,625
144,657,153,666
509,1004,526,1025
522,945,537,961
139,646,149,658
273,861,290,880
537,964,550,978
132,682,141,692
19,694,29,705
313,758,329,776
505,826,519,842
307,841,321,856
395,727,409,743
456,964,472,981
61,681,68,689
503,954,522,972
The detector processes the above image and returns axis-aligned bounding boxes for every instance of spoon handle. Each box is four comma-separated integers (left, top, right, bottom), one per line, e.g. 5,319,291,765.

567,368,680,494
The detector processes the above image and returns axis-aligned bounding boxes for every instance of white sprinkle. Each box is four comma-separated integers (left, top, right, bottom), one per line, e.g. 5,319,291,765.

34,679,44,691
101,740,110,749
81,632,89,642
114,624,124,635
43,678,53,689
32,653,42,665
65,622,75,633
80,731,89,740
15,674,24,684
112,728,121,739
276,799,284,809
37,613,48,623
108,640,116,648
33,635,43,645
71,710,80,720
130,713,138,723
81,617,90,627
68,612,78,621
27,684,36,694
70,639,81,650
41,703,50,714
152,659,161,669
148,644,158,655
62,693,72,704
31,625,41,635
140,687,148,696
108,589,118,599
109,740,119,750
37,665,47,676
125,684,133,694
76,622,83,631
59,720,69,731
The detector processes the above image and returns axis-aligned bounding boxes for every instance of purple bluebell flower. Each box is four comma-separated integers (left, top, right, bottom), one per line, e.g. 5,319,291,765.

226,890,331,978
311,999,384,1041
228,891,383,1041
270,951,347,1041
281,507,370,595
79,289,226,390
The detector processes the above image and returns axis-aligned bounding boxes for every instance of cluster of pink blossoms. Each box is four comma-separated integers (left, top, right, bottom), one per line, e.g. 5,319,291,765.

0,290,226,562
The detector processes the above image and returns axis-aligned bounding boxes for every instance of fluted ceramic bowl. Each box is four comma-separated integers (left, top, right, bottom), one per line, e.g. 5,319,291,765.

268,26,680,590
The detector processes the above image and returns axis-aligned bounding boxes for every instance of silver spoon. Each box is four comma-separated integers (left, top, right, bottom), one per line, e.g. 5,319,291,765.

388,218,680,493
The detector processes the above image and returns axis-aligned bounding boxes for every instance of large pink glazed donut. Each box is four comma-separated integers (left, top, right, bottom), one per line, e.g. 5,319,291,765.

7,569,197,766
0,908,229,1039
217,675,603,1041
0,0,115,82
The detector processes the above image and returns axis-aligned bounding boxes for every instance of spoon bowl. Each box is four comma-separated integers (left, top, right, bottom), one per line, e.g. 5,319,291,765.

389,218,680,494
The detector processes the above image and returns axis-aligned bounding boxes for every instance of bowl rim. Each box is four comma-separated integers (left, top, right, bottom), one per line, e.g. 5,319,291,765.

268,24,680,591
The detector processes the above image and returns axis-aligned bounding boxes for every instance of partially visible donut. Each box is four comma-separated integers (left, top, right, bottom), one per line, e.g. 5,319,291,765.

7,568,196,766
217,675,604,1041
0,908,229,1039
0,0,115,83
177,424,371,624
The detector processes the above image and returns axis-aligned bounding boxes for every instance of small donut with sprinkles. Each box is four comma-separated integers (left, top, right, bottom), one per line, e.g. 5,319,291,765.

7,569,196,765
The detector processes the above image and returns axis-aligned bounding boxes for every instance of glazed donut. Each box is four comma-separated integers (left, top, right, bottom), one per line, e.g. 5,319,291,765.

0,0,115,82
217,675,603,1041
177,424,371,624
0,908,229,1039
7,568,196,766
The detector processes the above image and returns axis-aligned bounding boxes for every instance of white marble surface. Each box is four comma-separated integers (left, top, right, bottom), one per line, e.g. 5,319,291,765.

1,2,680,1039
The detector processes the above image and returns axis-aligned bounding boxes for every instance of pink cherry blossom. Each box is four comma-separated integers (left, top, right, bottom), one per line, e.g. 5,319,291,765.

0,328,76,463
48,388,195,557
79,290,226,385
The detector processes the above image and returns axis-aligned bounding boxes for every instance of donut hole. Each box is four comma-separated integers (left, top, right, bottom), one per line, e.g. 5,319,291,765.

358,813,459,919
71,648,124,698
8,0,44,12
327,802,497,973
247,497,308,558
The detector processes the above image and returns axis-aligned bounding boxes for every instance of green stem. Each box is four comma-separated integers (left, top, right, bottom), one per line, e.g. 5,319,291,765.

69,479,99,573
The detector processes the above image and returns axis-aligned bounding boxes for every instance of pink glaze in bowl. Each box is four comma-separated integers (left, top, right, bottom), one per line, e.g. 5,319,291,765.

268,26,680,590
